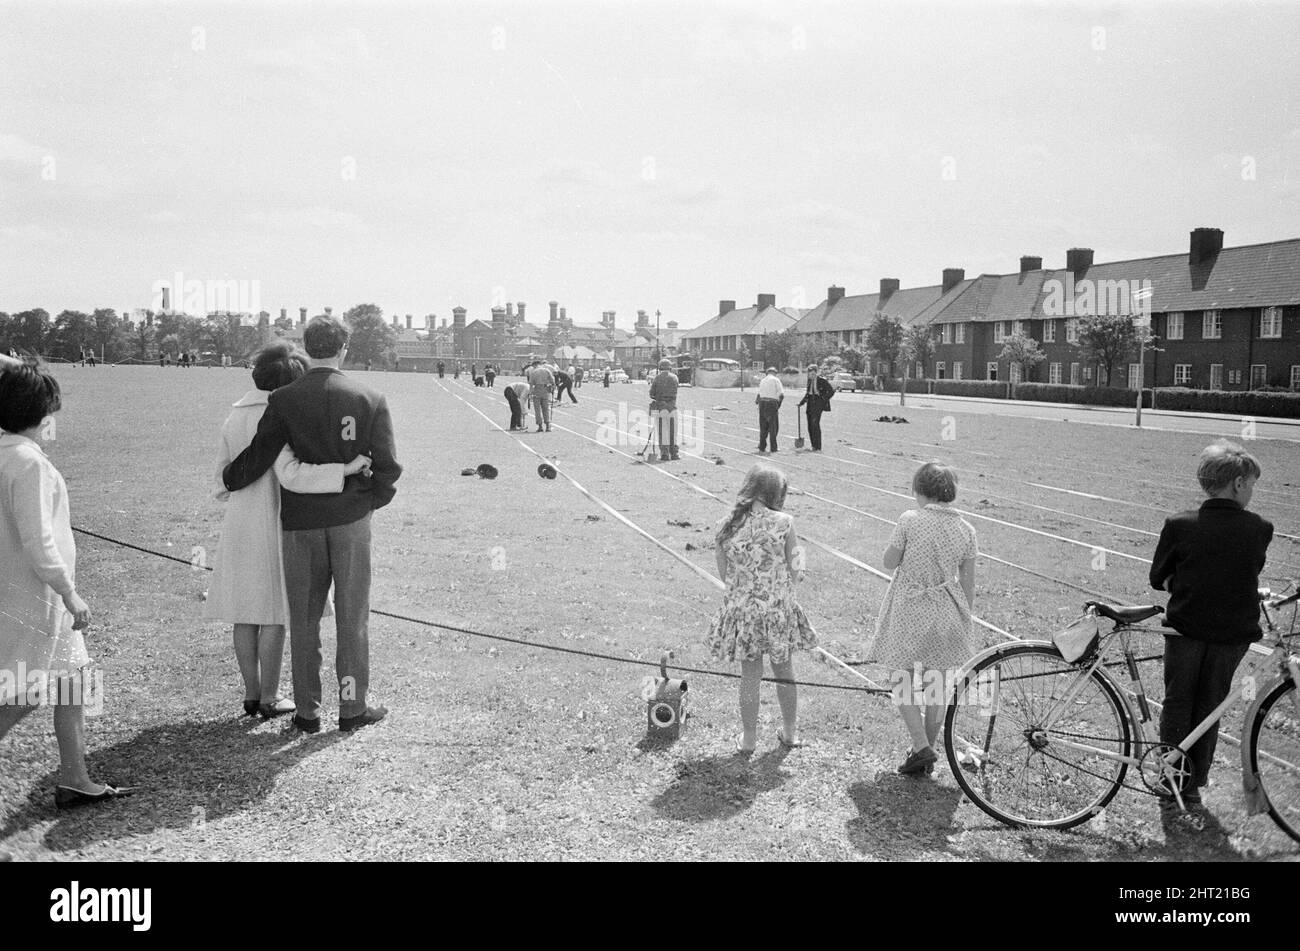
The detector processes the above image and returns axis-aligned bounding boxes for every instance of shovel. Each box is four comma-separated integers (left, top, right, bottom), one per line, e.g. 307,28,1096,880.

795,409,805,449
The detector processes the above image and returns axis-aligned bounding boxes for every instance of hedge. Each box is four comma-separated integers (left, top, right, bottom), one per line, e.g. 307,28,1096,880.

1150,388,1300,418
1012,383,1150,408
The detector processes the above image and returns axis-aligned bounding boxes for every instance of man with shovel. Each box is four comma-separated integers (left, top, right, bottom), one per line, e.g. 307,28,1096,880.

797,363,835,452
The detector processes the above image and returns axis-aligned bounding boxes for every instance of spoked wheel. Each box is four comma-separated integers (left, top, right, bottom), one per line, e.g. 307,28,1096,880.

945,642,1132,829
1246,676,1300,845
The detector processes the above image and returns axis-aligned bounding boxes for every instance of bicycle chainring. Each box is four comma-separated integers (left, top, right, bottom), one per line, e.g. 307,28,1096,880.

1138,744,1194,796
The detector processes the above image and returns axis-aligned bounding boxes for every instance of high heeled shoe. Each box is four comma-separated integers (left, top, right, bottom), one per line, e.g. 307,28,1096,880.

54,784,139,810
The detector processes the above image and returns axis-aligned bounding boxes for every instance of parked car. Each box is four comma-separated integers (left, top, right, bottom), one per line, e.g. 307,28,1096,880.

612,368,630,384
830,371,859,392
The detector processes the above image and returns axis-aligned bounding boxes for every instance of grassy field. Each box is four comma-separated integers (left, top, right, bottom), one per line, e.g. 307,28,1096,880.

2,364,1299,861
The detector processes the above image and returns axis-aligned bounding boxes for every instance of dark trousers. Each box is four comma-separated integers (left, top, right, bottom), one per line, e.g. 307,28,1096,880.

282,514,373,721
1159,636,1252,788
486,373,495,387
505,388,523,429
556,380,576,403
758,399,780,451
654,406,678,458
806,407,824,450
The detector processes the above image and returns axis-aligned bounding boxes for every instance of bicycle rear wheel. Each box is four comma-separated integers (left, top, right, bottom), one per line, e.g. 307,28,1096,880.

1246,676,1300,844
945,642,1132,829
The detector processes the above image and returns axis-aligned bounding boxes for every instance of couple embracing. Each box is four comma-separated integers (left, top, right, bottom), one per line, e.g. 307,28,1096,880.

204,315,401,734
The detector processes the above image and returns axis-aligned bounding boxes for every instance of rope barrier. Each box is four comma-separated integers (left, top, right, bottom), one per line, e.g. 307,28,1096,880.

69,525,885,695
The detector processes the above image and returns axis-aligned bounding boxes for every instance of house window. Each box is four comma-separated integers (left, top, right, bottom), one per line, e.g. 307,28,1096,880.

993,322,1007,344
1084,366,1094,381
1210,364,1223,390
1174,364,1192,385
1166,312,1184,340
1043,320,1056,343
1250,364,1267,389
1229,369,1242,385
1066,319,1079,343
952,361,963,380
987,362,999,381
1202,310,1222,340
1291,365,1300,390
936,361,947,379
1069,362,1080,385
941,324,952,344
1260,306,1283,339
1049,363,1061,384
955,323,966,344
1128,363,1142,389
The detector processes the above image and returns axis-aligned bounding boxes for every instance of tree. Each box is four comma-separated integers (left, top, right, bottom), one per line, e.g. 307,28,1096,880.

865,314,905,378
998,332,1047,391
790,335,833,371
903,325,936,380
50,310,94,361
90,308,128,362
759,327,800,370
133,321,157,361
10,309,51,354
343,303,396,368
839,346,866,374
1076,316,1152,387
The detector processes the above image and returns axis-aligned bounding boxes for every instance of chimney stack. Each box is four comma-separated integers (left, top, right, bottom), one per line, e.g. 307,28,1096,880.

161,287,170,311
280,307,287,322
393,315,401,328
879,279,900,302
406,314,412,329
719,300,736,315
299,307,308,325
517,302,526,322
667,321,678,329
756,293,776,310
1189,227,1224,265
1066,248,1094,273
324,306,333,316
559,307,566,322
441,318,448,329
827,286,845,305
1019,255,1043,273
505,303,514,318
491,306,505,325
942,268,965,294
549,300,559,321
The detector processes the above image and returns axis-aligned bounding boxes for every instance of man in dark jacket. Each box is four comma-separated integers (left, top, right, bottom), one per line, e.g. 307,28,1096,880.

1149,440,1272,806
224,316,401,733
648,358,679,461
797,364,835,451
554,367,577,404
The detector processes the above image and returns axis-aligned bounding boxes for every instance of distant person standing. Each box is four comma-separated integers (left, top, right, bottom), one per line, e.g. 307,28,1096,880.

485,365,496,387
755,367,784,453
648,358,679,462
437,361,445,378
602,367,611,388
527,360,555,432
797,364,834,452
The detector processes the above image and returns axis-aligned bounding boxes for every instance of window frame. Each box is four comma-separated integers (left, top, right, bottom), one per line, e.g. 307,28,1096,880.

1202,310,1222,340
1260,306,1282,339
1043,320,1056,343
1166,312,1184,340
1174,364,1192,386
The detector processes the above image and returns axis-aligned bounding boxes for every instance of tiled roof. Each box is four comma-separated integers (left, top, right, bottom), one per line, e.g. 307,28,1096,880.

681,305,799,339
794,283,954,334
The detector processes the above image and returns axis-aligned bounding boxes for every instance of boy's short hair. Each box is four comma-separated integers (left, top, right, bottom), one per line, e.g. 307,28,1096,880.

251,341,309,391
912,461,958,503
302,315,350,359
1197,440,1261,493
0,358,62,433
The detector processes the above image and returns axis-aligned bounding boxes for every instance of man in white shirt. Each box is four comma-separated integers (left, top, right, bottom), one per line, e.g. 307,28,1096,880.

756,366,784,453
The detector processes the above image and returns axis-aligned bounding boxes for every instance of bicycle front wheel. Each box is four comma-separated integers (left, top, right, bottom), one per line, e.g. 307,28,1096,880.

945,642,1133,829
1246,675,1300,844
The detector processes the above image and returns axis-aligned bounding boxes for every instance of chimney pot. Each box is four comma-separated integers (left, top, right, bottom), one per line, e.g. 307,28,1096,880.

879,278,900,301
942,268,966,294
827,286,845,304
1189,227,1224,265
1019,255,1043,273
1066,248,1094,273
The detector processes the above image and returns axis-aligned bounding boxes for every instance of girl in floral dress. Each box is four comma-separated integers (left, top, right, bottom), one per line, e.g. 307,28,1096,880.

706,463,816,753
870,462,978,776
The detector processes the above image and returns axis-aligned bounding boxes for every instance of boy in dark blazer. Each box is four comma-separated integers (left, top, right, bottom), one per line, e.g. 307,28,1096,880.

224,316,401,733
1149,440,1272,811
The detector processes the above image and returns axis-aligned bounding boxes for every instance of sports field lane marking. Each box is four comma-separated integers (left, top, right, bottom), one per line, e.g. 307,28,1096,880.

436,381,884,688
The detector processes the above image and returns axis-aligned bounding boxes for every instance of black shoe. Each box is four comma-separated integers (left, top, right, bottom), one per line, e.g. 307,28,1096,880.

289,714,321,734
242,699,259,717
54,784,139,810
339,706,388,732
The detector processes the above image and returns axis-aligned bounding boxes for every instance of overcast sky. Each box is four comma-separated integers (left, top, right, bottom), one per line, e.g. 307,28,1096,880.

2,0,1297,329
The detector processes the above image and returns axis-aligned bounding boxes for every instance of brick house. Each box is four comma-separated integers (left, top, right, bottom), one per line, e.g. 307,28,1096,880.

681,295,800,364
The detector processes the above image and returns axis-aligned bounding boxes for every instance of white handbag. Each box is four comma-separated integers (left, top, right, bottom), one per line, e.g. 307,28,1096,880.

1052,609,1102,663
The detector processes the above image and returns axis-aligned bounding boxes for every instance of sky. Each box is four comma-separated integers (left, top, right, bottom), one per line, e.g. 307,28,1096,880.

2,0,1298,330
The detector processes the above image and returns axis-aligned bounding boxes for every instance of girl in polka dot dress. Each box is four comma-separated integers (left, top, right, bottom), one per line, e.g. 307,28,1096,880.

869,462,978,776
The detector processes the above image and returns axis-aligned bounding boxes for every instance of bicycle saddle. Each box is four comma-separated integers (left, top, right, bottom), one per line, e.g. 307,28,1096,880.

1084,601,1164,624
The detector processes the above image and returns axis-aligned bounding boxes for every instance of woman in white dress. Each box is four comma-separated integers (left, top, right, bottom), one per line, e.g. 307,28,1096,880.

203,342,371,719
0,356,133,808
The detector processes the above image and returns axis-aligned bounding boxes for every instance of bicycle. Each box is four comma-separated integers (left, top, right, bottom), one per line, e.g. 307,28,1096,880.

943,586,1300,843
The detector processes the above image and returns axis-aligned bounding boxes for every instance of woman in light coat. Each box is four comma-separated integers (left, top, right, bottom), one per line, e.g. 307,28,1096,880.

203,342,371,719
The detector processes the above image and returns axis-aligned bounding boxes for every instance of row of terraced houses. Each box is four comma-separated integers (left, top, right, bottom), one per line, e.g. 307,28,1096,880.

682,228,1300,391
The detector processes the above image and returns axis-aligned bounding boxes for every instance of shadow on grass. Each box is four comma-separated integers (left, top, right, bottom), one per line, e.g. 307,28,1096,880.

650,748,791,822
0,716,345,854
846,772,975,860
